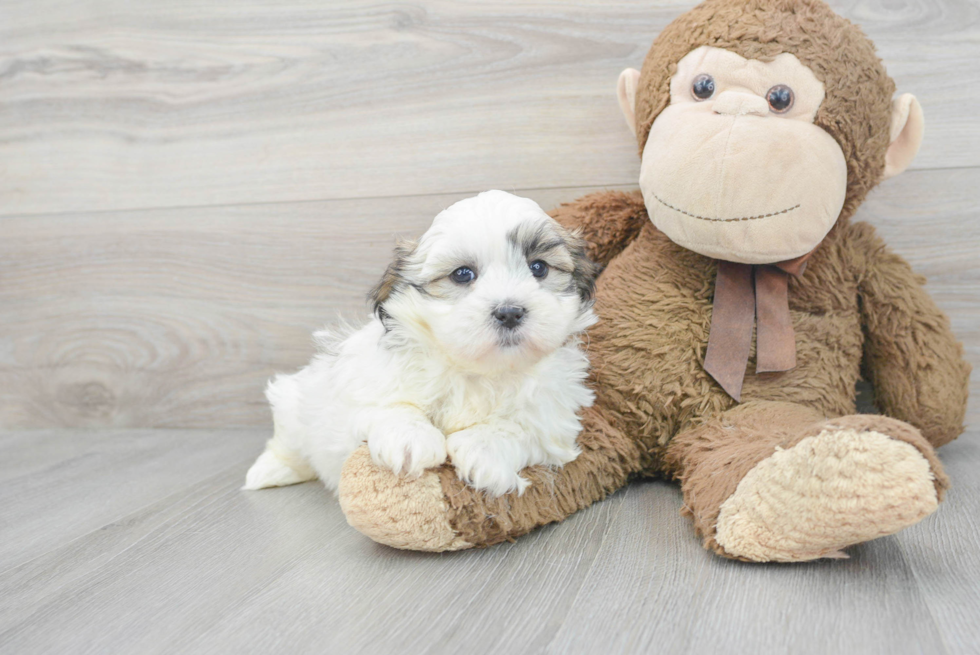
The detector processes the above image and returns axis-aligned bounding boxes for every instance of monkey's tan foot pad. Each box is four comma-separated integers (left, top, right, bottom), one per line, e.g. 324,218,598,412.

338,446,472,552
714,428,942,562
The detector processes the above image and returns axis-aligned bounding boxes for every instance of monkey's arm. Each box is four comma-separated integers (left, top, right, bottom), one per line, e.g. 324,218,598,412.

549,190,648,268
854,223,971,447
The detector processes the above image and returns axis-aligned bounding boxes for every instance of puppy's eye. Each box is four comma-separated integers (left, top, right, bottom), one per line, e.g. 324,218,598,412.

691,74,715,101
529,260,549,279
766,84,794,113
450,266,476,284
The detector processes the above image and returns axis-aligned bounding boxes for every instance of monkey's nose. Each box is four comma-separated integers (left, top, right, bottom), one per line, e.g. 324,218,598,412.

493,305,525,329
712,91,769,117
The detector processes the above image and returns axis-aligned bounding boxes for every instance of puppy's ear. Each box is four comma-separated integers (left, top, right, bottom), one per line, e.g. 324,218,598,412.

369,238,417,318
563,229,600,302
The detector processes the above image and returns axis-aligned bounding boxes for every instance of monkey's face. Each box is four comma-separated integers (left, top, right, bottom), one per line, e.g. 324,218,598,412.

639,46,848,264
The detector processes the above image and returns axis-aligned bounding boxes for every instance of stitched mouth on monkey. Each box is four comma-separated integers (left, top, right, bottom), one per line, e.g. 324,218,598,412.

649,188,802,224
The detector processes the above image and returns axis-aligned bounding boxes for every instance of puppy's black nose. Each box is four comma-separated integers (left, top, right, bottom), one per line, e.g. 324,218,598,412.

493,305,525,329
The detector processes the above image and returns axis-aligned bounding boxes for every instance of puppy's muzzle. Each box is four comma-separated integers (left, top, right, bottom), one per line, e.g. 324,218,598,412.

493,305,525,330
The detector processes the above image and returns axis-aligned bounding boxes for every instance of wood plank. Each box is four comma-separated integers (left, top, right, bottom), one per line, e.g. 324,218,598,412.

545,480,707,655
2,169,977,429
4,428,976,654
185,487,623,655
1,0,978,215
0,463,262,628
545,479,951,655
898,436,980,655
0,469,352,653
0,185,625,429
671,540,946,655
0,431,625,654
0,428,268,571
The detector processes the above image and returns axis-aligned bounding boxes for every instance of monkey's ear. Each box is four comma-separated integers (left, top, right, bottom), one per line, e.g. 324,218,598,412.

882,94,924,180
617,68,642,137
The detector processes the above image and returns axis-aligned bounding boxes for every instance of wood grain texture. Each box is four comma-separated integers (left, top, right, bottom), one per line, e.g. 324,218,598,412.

897,437,980,654
0,185,631,429
1,0,979,215
2,1,977,652
2,170,977,429
0,429,267,571
0,429,626,654
545,483,952,655
2,428,978,654
188,486,622,655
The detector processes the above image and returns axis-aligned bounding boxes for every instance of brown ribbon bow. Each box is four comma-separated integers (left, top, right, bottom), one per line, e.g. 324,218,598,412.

702,253,811,402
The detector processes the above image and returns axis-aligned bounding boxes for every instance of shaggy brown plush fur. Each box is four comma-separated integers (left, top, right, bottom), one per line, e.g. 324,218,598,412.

337,0,971,559
409,192,966,550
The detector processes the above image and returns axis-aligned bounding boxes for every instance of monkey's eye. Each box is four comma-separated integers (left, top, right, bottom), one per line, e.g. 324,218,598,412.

450,267,476,284
691,74,715,100
529,260,549,279
766,84,794,113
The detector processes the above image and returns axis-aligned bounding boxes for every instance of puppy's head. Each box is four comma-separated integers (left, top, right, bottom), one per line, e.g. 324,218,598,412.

371,190,598,372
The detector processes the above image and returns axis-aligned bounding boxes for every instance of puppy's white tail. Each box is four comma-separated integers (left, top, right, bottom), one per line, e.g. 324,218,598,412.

243,440,317,490
243,375,319,490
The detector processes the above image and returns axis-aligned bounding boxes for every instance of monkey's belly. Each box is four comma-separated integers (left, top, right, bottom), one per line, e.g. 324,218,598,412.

588,270,863,456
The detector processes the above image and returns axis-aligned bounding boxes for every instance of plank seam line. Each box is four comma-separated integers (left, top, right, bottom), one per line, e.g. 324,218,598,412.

1,163,976,219
0,182,641,220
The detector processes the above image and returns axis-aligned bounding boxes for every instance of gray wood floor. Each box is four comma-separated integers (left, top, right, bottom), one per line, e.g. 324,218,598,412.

1,428,978,655
2,0,979,653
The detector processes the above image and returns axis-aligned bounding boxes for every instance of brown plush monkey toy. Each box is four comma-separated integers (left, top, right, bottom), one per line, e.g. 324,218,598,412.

337,0,972,561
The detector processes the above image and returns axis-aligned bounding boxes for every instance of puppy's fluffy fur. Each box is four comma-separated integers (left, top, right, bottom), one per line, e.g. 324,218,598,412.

244,190,598,497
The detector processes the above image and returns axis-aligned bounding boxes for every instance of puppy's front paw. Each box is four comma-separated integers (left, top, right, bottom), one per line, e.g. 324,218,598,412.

447,426,530,497
368,419,447,478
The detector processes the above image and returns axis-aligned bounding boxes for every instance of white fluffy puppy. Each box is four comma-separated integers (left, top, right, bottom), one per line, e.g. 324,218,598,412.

244,190,598,497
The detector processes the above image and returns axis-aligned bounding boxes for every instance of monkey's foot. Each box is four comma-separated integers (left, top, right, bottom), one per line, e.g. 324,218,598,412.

338,446,472,551
714,421,947,562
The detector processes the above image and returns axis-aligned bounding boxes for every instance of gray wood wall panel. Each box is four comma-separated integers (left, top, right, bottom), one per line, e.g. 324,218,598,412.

0,185,633,429
2,0,977,429
2,174,976,429
1,0,978,216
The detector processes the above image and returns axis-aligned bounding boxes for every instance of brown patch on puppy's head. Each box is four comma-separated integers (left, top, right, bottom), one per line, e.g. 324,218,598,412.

508,221,599,304
369,239,418,319
562,228,600,303
633,0,895,222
